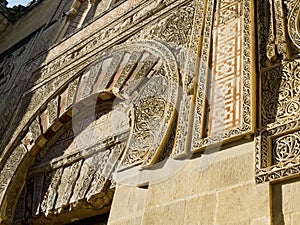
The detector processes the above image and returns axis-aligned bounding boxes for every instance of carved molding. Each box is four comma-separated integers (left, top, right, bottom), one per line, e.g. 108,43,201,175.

0,0,193,167
191,0,255,152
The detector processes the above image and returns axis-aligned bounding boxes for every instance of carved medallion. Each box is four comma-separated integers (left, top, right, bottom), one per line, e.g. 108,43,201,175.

13,40,180,222
288,0,300,50
74,40,180,168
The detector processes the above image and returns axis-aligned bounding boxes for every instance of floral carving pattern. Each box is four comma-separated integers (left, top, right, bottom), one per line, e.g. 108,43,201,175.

8,40,180,222
144,4,195,47
1,0,200,221
261,60,300,126
273,133,300,163
256,0,300,183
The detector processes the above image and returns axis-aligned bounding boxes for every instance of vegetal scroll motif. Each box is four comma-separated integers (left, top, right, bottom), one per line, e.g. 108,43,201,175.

256,0,300,183
273,133,300,164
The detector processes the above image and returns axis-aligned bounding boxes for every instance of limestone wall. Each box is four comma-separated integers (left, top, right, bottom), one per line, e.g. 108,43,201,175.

108,141,272,225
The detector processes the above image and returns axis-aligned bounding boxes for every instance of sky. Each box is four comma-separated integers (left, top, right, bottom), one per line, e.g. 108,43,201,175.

7,0,32,7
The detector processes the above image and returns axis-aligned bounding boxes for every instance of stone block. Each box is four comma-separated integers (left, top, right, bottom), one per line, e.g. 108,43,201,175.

290,212,300,225
146,141,255,207
146,176,178,208
215,183,270,225
184,193,216,225
142,201,185,225
108,185,147,224
109,216,142,225
282,179,300,213
197,141,255,192
250,216,271,225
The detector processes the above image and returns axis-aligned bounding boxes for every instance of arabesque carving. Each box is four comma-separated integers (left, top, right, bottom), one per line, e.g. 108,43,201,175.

144,4,195,47
2,40,181,222
256,0,300,183
0,0,198,171
273,132,300,164
1,0,206,221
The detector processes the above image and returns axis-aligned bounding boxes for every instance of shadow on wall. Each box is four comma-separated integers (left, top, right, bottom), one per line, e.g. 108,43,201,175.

0,0,99,222
257,0,282,129
271,177,300,225
14,99,116,224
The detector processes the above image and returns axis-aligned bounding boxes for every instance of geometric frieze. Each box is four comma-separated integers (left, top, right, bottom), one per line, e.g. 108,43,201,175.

256,1,300,183
192,0,255,152
207,0,243,135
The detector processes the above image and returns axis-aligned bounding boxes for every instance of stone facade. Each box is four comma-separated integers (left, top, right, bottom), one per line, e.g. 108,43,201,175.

0,0,300,224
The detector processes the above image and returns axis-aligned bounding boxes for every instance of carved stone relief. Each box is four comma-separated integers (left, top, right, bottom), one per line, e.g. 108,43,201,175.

1,40,181,222
133,0,204,157
0,44,26,96
0,3,203,220
256,0,300,183
29,21,62,59
0,54,14,95
143,3,195,48
273,132,300,164
89,40,181,168
1,0,205,221
14,79,128,223
191,0,254,152
0,0,196,158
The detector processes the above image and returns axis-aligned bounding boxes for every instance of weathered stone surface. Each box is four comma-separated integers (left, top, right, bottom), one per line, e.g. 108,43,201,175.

184,194,216,225
142,201,186,225
108,185,147,224
272,178,300,225
108,141,271,225
216,183,270,225
282,180,300,213
109,217,143,225
250,216,271,225
2,0,299,224
146,141,255,207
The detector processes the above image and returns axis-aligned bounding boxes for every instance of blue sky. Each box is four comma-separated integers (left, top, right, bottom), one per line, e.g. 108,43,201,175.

7,0,32,7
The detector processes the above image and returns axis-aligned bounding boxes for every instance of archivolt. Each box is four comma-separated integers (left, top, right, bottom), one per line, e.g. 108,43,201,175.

0,40,180,222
